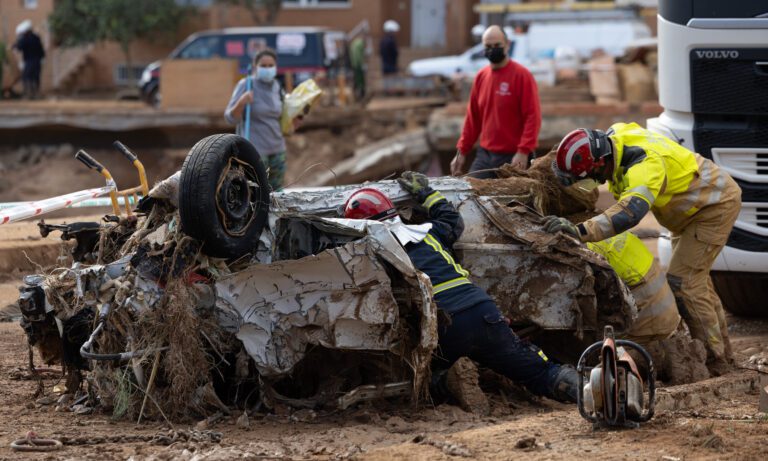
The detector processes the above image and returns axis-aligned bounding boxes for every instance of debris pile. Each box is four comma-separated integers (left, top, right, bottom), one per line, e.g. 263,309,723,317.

468,151,599,219
21,200,238,421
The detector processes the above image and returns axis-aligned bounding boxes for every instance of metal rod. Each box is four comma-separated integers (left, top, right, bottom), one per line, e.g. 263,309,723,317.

244,66,252,142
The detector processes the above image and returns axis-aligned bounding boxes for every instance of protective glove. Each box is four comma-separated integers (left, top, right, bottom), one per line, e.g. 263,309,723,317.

397,171,429,196
543,215,580,238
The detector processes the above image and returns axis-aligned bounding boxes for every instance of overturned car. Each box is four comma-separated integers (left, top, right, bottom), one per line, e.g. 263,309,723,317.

18,134,635,420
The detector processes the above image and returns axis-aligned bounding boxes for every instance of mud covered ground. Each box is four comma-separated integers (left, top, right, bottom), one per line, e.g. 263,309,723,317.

0,318,765,461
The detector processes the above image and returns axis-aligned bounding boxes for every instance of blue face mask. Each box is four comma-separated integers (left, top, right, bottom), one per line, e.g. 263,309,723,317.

256,66,277,82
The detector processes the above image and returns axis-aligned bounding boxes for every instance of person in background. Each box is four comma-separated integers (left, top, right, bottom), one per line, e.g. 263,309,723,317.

349,27,368,102
451,25,541,176
12,20,45,100
225,48,288,191
380,20,400,76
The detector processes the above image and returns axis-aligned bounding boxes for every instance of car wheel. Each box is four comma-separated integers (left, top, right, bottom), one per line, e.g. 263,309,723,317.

179,134,270,259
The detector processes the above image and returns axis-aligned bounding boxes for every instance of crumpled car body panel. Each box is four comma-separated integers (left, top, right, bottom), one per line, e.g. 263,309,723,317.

216,223,438,380
262,178,636,336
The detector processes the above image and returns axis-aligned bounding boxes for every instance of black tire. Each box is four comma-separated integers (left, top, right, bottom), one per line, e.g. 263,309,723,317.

711,271,768,317
179,134,270,259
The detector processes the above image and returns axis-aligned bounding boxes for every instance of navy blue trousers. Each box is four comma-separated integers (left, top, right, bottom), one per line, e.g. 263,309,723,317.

434,300,561,398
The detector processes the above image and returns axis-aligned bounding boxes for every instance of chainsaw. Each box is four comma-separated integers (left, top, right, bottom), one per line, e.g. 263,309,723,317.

576,325,655,429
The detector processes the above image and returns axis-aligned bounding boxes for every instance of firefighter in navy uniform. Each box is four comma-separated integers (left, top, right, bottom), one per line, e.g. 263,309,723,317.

343,172,578,404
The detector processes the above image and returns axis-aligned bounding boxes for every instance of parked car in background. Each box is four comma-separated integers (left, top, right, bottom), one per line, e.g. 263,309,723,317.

139,26,347,106
407,34,532,80
407,20,651,84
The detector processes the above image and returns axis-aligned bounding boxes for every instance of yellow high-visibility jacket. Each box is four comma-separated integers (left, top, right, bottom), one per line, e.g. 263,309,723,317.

579,123,739,242
587,231,653,287
588,232,680,338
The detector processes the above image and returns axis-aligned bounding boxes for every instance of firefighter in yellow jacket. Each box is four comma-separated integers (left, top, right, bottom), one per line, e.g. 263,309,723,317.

587,231,680,347
545,123,741,375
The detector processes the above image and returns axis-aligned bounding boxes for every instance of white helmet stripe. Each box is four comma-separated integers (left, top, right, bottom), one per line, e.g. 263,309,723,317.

355,192,382,205
564,137,590,171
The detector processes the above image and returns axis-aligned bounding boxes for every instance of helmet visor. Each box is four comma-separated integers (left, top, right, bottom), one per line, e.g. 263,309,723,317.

572,178,600,193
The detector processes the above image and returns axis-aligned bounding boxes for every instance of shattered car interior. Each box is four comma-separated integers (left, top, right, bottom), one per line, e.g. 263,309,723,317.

17,134,637,421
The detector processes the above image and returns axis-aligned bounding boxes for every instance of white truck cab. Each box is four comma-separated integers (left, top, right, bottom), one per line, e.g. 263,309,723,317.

647,0,768,315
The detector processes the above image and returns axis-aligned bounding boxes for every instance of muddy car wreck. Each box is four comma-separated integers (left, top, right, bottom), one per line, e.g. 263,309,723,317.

16,134,636,421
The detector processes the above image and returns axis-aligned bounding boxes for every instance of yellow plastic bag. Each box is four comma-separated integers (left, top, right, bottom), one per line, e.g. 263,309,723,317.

281,79,323,134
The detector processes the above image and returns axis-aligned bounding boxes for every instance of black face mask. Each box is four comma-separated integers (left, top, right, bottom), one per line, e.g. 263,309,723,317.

484,46,506,64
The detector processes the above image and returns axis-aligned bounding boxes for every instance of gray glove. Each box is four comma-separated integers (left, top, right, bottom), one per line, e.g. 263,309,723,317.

543,215,580,238
397,171,429,196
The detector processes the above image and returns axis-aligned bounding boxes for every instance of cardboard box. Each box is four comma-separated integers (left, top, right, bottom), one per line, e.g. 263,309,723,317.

588,55,621,104
160,59,241,111
617,62,656,104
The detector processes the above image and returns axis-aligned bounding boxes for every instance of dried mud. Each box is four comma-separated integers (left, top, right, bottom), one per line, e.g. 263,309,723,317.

445,357,490,416
657,335,711,385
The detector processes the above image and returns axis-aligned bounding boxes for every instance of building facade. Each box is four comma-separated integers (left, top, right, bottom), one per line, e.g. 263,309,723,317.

1,0,479,93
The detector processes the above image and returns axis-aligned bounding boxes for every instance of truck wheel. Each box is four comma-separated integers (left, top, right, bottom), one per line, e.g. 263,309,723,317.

711,271,768,317
179,134,270,259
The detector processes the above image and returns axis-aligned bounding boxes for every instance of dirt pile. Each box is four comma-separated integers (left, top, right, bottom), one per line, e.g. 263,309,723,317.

468,151,599,218
285,107,431,187
445,357,490,416
648,334,711,385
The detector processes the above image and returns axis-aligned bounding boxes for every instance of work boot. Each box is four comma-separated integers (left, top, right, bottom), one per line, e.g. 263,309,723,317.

446,357,490,416
551,365,579,403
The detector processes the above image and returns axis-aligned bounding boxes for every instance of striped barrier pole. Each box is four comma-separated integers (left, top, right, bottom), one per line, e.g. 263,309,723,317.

0,195,139,211
0,186,116,225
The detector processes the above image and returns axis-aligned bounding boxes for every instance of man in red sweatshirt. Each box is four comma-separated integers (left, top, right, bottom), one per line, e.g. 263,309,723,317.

451,25,541,177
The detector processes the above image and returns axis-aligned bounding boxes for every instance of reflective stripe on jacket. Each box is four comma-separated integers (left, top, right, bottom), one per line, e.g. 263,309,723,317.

404,189,492,314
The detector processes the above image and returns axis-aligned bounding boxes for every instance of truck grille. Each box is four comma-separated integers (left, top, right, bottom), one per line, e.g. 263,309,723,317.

690,48,768,116
738,203,768,236
711,148,768,184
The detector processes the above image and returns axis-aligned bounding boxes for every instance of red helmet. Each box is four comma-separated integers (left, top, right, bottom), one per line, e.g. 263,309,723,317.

343,188,398,221
554,128,611,183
